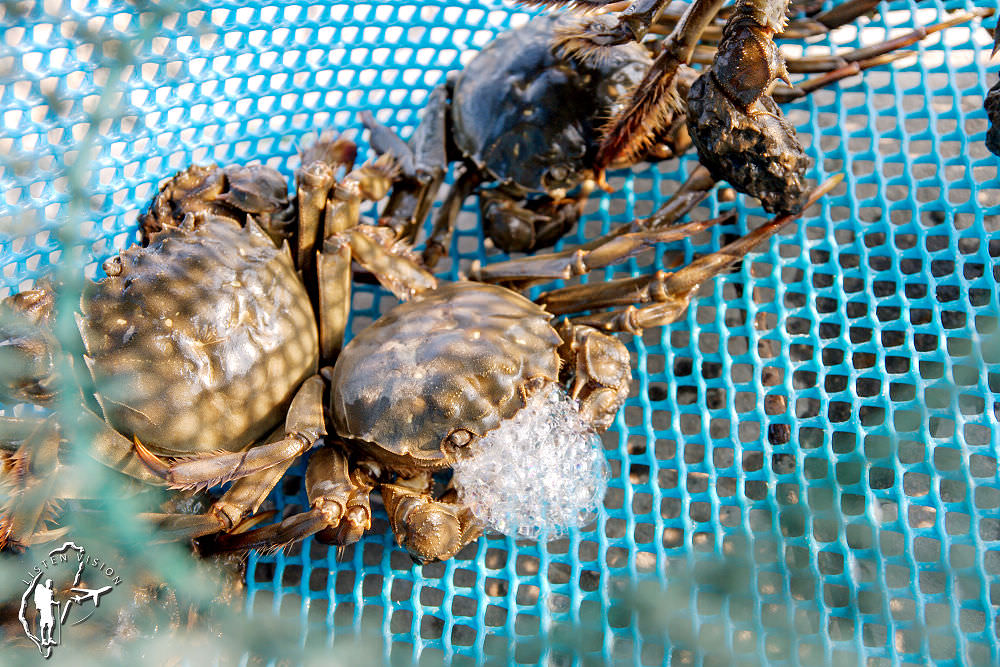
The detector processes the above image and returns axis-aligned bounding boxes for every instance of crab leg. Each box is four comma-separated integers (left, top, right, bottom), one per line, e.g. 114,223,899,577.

471,211,733,284
685,8,991,72
296,144,339,273
135,374,326,490
313,157,398,360
319,215,442,357
207,446,375,553
298,141,399,358
538,269,676,314
317,236,352,360
0,415,50,448
466,166,713,284
564,175,841,333
536,0,673,47
1,417,64,550
330,227,438,301
581,165,714,248
78,409,169,486
362,87,450,243
773,52,911,102
811,0,884,31
422,167,484,269
141,455,298,542
648,0,915,39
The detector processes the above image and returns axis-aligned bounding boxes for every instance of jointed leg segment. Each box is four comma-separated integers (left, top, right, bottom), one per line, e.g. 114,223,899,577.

209,446,375,553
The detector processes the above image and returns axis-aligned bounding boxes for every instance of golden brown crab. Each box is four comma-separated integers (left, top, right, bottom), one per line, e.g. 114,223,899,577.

0,137,396,550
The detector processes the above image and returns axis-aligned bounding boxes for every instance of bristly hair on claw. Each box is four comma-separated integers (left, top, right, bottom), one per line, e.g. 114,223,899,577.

552,15,633,68
367,152,403,184
1,448,31,489
298,132,358,174
594,62,686,170
132,437,246,493
592,0,726,171
735,0,789,34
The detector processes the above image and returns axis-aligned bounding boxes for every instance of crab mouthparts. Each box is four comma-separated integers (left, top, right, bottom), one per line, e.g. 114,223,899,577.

450,384,609,540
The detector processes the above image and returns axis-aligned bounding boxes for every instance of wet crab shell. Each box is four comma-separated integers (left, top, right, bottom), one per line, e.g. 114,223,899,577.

77,215,319,455
330,282,561,466
985,78,1000,157
450,14,651,194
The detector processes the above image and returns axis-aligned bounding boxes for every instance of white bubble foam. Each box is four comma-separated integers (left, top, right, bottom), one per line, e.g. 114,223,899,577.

451,384,609,540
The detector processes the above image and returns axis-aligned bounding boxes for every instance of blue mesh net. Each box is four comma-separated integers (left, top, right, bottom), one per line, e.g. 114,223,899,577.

1,0,998,664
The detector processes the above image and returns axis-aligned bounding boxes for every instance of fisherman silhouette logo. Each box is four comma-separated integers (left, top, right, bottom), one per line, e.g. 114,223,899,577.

18,541,122,659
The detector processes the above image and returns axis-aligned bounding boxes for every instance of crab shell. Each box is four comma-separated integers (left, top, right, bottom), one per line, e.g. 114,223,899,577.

450,14,651,194
76,215,319,455
330,282,561,467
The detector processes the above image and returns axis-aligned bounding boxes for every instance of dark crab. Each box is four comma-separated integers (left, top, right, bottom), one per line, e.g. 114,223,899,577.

162,160,840,562
362,12,661,261
0,138,396,549
523,0,990,213
986,29,1000,156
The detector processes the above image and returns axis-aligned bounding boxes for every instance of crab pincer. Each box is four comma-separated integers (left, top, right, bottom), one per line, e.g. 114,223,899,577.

686,0,810,214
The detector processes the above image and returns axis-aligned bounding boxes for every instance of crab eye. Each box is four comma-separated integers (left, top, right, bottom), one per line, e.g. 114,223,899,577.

542,164,572,190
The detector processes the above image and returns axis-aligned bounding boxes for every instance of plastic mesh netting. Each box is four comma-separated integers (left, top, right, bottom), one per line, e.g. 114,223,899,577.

1,0,998,664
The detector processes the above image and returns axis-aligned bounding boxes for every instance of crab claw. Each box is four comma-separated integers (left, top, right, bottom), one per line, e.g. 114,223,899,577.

382,485,463,563
132,437,172,478
381,482,483,563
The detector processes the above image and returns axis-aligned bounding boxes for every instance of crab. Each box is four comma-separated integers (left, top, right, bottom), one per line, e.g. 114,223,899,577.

3,128,837,562
0,137,397,550
150,154,840,562
515,0,990,212
986,29,1000,156
366,3,978,267
362,12,660,261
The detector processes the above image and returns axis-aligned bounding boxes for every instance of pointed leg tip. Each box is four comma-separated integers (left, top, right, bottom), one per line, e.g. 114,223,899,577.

132,436,172,480
812,173,844,201
595,169,613,193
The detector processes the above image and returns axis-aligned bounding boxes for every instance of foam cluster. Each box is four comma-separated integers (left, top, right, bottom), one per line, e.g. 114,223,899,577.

451,384,609,540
